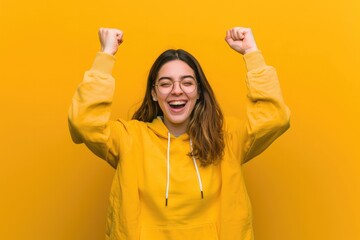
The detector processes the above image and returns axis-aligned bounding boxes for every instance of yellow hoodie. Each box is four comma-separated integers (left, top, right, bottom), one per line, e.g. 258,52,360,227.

68,50,290,240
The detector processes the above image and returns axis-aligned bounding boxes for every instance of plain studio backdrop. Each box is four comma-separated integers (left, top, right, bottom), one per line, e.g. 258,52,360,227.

0,0,359,239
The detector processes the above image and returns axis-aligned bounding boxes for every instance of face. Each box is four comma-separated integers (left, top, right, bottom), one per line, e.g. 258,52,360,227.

152,60,199,135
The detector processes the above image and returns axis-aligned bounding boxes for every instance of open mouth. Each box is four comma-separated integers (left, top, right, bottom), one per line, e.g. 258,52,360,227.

168,100,187,110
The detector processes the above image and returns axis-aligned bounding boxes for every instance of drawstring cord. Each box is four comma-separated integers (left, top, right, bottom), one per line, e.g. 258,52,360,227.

165,134,204,206
190,139,204,199
165,132,171,206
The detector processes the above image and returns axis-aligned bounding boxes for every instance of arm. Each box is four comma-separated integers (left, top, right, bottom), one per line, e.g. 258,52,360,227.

225,27,290,164
68,28,125,168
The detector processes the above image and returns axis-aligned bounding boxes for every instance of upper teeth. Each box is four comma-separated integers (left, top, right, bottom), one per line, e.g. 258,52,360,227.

169,101,186,105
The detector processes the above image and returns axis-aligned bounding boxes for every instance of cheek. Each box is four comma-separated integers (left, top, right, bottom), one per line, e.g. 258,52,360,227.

189,97,199,111
192,91,200,101
157,93,168,103
157,96,169,112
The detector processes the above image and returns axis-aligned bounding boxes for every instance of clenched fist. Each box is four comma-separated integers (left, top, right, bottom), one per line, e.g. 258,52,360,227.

225,27,258,55
98,28,124,56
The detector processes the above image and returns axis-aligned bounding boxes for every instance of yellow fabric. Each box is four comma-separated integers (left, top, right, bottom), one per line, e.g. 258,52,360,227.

68,51,290,240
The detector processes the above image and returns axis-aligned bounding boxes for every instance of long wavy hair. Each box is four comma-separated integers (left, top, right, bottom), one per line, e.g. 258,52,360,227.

132,49,224,166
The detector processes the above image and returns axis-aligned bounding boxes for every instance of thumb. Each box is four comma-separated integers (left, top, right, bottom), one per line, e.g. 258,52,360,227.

225,30,234,45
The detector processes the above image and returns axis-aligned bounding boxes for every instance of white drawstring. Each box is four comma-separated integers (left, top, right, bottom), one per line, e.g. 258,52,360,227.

190,139,204,199
165,132,171,206
165,134,204,206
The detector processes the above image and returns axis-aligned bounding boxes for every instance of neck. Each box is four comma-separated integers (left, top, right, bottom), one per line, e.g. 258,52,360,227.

163,118,189,137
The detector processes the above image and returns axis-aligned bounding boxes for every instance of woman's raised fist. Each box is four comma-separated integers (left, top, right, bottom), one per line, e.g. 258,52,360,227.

98,28,124,56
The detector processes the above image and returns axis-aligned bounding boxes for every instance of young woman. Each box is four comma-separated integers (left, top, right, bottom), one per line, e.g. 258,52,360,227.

68,27,290,240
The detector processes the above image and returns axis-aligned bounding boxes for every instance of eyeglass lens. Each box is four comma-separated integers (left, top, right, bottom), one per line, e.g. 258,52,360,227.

156,79,196,94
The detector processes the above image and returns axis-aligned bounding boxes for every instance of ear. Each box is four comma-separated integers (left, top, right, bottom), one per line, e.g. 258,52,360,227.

151,89,158,101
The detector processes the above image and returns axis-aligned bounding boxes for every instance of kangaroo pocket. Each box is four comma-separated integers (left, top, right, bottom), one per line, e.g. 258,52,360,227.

140,223,218,240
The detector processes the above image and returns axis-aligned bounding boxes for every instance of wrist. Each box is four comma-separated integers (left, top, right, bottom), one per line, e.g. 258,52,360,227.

102,47,116,56
243,46,259,55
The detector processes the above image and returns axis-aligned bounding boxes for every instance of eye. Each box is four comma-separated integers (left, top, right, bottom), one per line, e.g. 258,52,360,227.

158,80,173,87
181,79,196,86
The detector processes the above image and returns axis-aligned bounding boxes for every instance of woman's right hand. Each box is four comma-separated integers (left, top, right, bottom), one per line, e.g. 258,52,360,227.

225,27,258,55
98,28,124,56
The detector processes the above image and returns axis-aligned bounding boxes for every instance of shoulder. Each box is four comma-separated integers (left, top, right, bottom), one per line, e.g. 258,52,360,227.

223,116,245,148
112,118,149,134
223,116,243,133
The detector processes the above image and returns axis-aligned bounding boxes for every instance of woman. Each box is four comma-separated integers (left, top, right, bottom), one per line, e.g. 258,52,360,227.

68,27,290,240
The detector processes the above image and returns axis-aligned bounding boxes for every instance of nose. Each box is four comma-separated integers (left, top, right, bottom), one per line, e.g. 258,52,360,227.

171,81,183,95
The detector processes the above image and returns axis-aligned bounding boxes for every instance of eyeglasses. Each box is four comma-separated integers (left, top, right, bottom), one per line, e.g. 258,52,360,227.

154,78,197,94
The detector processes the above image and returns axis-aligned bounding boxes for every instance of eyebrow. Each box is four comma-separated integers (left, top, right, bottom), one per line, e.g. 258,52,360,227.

157,75,196,81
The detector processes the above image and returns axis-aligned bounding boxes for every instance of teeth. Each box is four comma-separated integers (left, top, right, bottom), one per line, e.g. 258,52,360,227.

169,101,186,105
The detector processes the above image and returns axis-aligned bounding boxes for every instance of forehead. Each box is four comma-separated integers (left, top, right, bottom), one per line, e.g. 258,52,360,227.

157,60,195,78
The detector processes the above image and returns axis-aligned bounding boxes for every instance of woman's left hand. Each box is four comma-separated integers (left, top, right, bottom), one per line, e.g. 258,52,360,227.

225,27,258,55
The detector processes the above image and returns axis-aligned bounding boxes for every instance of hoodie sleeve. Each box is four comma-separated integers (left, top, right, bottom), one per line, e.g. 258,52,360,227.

68,52,126,168
241,50,290,164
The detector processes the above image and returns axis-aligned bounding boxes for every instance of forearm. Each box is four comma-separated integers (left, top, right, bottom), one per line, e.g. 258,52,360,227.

68,52,117,159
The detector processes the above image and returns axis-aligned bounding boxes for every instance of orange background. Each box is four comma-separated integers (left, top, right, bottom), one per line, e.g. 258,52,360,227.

1,0,359,239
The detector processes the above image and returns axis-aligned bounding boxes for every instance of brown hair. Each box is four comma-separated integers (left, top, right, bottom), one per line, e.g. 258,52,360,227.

132,49,224,166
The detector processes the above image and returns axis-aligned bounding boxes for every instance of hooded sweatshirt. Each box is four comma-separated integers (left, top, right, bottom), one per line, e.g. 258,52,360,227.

68,50,290,240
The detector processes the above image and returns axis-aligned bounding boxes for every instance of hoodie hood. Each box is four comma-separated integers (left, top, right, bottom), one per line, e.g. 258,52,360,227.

146,116,190,141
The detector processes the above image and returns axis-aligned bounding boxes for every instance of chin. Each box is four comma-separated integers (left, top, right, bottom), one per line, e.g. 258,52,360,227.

164,111,191,126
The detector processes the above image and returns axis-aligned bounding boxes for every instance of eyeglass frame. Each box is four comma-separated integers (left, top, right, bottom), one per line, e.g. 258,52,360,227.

153,76,199,95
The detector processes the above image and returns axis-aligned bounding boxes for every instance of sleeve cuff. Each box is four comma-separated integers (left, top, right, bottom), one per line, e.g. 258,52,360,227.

243,50,267,72
91,52,116,75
